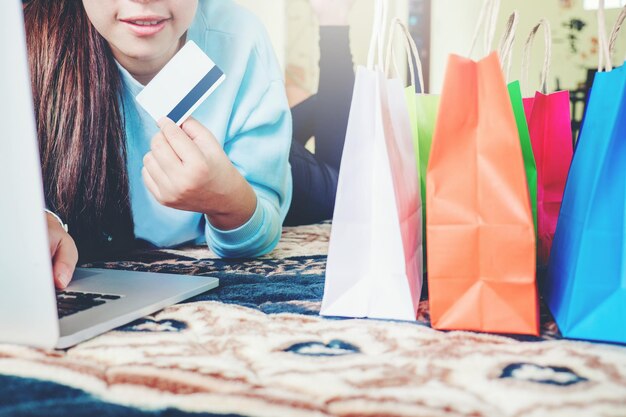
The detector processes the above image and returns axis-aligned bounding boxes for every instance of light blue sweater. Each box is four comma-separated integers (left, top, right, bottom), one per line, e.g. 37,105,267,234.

117,0,292,258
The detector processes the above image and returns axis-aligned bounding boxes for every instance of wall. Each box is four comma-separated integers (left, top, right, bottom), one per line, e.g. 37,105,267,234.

235,0,287,71
430,0,626,94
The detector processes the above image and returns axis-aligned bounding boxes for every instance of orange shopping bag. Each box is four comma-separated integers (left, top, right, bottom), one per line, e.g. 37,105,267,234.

426,0,538,335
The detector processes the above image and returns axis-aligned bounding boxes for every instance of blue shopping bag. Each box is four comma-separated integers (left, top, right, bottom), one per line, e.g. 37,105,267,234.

545,3,626,344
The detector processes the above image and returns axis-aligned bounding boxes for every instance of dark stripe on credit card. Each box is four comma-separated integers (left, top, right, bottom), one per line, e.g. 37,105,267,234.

167,65,224,123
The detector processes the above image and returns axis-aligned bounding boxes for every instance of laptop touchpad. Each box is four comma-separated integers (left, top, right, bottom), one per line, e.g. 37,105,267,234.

72,269,104,281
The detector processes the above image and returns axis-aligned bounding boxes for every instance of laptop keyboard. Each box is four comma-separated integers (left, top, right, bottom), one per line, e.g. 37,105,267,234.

55,291,122,319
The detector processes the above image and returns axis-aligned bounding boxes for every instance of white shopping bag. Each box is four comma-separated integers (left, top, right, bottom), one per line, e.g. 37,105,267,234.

320,0,422,321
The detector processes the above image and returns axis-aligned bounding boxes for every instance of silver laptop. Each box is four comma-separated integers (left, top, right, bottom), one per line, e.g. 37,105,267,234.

0,0,219,350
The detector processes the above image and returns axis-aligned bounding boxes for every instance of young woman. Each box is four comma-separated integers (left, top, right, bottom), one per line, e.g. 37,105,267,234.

30,0,292,288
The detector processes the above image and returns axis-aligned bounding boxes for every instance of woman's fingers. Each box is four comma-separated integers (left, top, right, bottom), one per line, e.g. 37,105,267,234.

157,117,203,164
142,166,163,202
179,117,209,140
47,213,78,289
144,117,227,211
151,131,182,175
143,151,172,191
181,117,219,158
52,237,78,289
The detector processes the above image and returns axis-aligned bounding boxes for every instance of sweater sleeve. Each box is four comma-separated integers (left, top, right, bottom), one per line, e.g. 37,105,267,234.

204,32,292,258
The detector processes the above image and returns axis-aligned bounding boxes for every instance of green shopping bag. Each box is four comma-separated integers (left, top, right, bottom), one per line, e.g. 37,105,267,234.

499,11,538,233
407,93,439,224
509,81,538,232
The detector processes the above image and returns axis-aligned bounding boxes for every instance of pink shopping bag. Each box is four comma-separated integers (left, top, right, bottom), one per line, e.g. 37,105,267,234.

521,21,573,266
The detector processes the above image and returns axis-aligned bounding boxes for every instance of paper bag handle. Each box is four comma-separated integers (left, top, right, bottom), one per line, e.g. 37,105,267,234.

598,0,610,71
522,20,552,95
608,5,626,67
497,11,519,82
384,18,426,94
367,0,389,70
469,0,501,59
385,19,416,88
598,1,626,71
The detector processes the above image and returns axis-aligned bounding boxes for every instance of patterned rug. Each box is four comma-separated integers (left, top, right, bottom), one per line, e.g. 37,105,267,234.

1,223,625,417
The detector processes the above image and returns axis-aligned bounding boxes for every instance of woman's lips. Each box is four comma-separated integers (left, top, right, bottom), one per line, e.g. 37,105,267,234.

120,18,170,37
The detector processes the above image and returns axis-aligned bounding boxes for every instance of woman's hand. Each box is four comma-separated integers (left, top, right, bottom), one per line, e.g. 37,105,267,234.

310,0,356,26
47,213,78,289
142,117,257,231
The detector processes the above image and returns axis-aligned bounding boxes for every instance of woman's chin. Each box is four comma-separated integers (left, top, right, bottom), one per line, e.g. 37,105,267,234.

116,43,176,64
111,29,180,60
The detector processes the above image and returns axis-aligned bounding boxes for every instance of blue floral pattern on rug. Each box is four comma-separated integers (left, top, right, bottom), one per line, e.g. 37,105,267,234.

120,318,188,333
284,340,360,356
499,363,588,386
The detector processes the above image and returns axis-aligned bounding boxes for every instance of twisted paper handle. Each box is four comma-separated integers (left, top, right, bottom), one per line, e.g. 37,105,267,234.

522,19,552,95
385,18,425,93
498,11,520,82
366,0,389,70
608,4,626,67
469,0,502,59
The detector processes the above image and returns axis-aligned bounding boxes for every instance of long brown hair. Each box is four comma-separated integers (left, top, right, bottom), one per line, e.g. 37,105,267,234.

24,0,135,261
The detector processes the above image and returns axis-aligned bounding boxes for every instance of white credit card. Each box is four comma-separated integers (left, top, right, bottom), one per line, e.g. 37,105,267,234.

136,40,225,126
